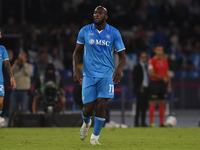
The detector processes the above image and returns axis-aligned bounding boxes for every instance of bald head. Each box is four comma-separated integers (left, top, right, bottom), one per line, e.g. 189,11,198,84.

93,6,108,26
94,6,108,15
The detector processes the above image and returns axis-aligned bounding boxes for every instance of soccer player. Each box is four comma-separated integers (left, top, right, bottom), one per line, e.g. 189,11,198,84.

148,44,171,127
0,28,17,125
73,6,126,145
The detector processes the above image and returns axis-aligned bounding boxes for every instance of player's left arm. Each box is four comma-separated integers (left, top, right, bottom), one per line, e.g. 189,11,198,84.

4,60,17,88
112,50,126,84
113,30,126,84
166,70,171,93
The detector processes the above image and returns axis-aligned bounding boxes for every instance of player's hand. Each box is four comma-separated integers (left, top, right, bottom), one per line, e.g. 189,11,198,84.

73,69,82,85
10,77,17,88
112,68,122,84
167,86,172,93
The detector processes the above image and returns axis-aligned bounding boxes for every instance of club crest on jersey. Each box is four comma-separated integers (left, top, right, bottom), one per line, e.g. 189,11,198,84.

89,39,95,45
106,34,110,39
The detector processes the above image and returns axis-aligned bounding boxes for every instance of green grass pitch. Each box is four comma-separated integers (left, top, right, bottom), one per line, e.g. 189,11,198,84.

1,127,200,150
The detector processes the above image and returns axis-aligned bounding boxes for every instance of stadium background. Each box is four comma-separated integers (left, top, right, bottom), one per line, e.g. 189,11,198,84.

0,0,200,127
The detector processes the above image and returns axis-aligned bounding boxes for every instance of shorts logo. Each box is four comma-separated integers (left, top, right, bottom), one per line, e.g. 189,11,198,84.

109,84,114,95
106,34,110,39
89,39,95,45
82,96,85,100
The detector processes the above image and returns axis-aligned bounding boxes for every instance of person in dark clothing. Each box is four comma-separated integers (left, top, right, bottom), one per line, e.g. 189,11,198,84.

73,84,83,109
133,51,149,127
32,63,66,113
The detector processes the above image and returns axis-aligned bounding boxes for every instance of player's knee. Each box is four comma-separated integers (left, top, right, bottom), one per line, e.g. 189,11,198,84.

159,100,165,106
150,100,156,106
97,101,107,113
82,106,93,116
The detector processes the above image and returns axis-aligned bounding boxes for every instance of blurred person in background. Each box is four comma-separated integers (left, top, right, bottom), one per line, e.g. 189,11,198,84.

52,47,65,72
153,26,168,50
9,52,33,117
32,63,66,113
133,51,149,127
178,53,194,71
0,29,16,125
148,44,171,127
4,17,17,34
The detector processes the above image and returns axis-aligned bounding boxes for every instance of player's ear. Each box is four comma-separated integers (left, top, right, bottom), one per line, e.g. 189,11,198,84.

105,15,108,20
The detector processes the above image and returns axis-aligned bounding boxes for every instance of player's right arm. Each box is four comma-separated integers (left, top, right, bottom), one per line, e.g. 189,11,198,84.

73,43,84,85
73,27,85,85
4,60,17,88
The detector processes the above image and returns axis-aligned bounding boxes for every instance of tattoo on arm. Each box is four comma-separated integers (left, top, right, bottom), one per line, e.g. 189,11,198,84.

4,60,13,77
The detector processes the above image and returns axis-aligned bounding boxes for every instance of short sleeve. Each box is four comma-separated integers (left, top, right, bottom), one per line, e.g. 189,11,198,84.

148,59,154,70
114,30,125,52
77,28,85,44
2,46,9,61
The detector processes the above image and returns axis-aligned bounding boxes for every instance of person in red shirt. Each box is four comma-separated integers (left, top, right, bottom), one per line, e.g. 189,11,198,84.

148,44,171,127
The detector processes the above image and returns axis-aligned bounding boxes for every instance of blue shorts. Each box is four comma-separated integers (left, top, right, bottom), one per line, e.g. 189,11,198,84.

0,82,5,96
82,76,114,104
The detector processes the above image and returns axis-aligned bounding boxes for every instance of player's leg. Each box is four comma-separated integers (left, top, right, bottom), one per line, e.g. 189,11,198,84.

158,82,167,127
149,100,156,126
80,101,96,141
149,81,159,127
80,76,97,140
0,96,4,116
0,82,6,126
0,82,5,117
159,99,166,126
0,96,6,126
90,98,107,145
93,97,108,137
90,77,114,145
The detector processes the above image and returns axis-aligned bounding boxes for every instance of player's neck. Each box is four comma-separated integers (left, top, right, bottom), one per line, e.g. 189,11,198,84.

95,22,106,31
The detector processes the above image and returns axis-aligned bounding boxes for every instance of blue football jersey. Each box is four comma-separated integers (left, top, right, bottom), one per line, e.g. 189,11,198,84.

77,23,125,78
0,45,9,82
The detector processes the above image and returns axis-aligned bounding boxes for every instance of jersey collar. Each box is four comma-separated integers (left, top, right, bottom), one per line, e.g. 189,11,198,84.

92,23,109,31
154,56,163,60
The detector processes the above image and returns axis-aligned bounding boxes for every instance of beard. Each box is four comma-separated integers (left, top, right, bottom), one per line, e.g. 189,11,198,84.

94,18,106,26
